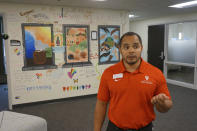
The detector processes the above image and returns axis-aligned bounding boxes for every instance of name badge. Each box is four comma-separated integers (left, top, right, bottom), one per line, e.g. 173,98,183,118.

113,73,123,79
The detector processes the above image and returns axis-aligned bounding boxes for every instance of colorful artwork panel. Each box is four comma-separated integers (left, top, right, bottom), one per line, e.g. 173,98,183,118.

63,25,92,67
22,23,56,71
54,33,63,46
98,25,120,64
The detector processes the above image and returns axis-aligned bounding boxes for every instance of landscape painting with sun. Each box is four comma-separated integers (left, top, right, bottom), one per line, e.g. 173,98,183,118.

22,24,56,70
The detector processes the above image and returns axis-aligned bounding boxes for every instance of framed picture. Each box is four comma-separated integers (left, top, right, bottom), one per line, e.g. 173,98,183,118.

98,25,120,65
91,31,97,40
62,24,92,67
21,23,57,71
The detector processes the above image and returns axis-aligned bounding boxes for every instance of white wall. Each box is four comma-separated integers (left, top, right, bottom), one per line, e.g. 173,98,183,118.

0,2,129,108
130,12,197,61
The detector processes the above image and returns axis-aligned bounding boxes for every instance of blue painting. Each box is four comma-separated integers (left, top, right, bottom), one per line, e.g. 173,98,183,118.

98,25,120,64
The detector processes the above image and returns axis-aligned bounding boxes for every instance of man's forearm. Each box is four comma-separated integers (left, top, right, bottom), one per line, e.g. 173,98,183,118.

94,100,108,131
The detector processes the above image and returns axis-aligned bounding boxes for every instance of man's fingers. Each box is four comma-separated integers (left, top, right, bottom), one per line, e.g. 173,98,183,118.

160,93,170,99
151,94,169,105
164,95,170,100
151,97,157,104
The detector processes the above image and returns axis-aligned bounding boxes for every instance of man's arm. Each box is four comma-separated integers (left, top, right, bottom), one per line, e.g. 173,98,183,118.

94,99,108,131
151,93,173,113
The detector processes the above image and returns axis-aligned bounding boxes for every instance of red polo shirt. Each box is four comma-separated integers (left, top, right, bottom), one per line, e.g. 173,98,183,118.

97,59,171,129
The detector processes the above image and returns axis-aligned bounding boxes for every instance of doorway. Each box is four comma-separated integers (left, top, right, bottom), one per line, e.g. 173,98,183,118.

148,24,165,72
0,15,8,111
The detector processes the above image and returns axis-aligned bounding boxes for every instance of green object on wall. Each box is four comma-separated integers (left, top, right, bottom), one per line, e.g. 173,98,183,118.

45,47,52,58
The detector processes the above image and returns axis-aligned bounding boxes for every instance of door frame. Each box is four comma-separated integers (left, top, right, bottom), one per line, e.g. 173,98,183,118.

0,13,13,109
148,24,165,72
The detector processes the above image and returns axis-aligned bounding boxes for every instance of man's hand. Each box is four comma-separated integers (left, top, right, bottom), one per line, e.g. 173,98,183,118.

151,93,169,105
151,93,172,113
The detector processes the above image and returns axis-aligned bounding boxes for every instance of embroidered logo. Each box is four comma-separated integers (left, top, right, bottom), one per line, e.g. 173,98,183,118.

145,75,149,80
141,75,152,84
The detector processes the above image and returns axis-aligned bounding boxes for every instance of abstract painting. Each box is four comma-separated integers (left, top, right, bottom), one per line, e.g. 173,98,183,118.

63,24,91,67
98,25,120,64
22,23,56,71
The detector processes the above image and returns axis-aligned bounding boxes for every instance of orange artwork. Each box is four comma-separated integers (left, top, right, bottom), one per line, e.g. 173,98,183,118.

65,27,89,63
25,26,53,47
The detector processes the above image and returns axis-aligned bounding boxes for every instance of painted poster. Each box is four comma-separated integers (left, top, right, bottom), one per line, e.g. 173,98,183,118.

22,23,57,71
63,24,91,67
54,33,64,47
98,25,120,64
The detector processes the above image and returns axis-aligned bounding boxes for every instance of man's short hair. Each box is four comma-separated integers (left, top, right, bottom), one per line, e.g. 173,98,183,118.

119,32,142,47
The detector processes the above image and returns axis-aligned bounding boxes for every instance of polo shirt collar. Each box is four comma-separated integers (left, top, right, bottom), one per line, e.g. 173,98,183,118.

117,60,126,73
118,58,146,73
138,58,147,73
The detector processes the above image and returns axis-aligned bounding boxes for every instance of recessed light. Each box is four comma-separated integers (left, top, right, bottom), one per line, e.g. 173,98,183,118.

169,0,197,8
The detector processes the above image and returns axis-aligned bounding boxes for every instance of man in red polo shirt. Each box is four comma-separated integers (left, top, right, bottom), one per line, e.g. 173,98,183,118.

94,32,173,131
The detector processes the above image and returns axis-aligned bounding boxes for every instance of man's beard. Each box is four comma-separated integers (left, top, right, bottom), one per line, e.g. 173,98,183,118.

125,55,141,65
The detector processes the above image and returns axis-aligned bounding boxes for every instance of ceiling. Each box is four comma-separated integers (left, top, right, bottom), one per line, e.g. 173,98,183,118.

1,0,197,21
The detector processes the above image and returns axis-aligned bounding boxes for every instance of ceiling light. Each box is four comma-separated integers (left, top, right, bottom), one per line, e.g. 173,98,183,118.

129,14,135,18
129,14,138,18
178,32,182,40
169,0,197,8
92,0,107,1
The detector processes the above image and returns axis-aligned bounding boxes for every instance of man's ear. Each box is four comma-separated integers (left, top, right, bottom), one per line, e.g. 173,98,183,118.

141,44,143,50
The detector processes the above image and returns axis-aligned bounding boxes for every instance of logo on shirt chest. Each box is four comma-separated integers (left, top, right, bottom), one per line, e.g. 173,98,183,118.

145,75,149,80
113,73,123,82
141,75,153,84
